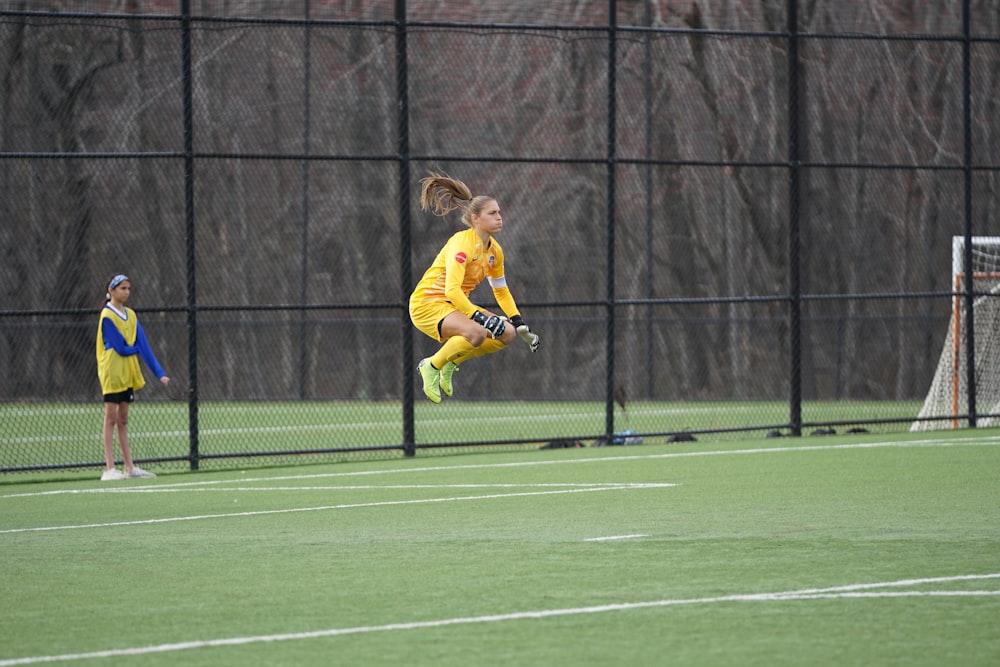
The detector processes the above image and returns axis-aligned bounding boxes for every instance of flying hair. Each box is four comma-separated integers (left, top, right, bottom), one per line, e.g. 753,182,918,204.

420,172,493,229
420,172,472,216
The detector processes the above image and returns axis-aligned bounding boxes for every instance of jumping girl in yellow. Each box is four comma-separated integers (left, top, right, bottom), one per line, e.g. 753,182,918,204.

96,274,169,480
409,173,540,403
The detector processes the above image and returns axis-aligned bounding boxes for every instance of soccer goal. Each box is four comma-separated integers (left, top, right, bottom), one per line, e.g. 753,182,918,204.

912,236,1000,430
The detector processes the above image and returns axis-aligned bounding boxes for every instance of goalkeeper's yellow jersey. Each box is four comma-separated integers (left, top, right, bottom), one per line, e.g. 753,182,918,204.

411,228,520,318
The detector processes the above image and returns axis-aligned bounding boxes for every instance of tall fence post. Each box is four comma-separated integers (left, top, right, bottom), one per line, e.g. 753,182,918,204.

397,0,416,456
604,0,618,440
642,0,655,400
786,0,803,437
297,0,313,400
180,0,199,469
961,0,977,428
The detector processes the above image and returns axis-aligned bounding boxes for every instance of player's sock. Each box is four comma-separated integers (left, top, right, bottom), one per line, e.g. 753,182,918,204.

430,337,474,369
451,337,506,364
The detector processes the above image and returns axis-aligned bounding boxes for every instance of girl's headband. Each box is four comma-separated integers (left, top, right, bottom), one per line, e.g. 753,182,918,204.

108,274,129,291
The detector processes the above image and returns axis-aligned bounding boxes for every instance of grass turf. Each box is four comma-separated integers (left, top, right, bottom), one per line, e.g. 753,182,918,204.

1,429,999,665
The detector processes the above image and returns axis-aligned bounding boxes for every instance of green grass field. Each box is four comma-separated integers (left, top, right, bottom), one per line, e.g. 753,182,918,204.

2,428,999,665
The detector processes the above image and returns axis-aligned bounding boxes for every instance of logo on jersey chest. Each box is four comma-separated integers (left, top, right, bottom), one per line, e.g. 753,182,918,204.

455,252,495,268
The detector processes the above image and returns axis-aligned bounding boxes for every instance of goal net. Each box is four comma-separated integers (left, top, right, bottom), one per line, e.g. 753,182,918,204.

912,236,1000,430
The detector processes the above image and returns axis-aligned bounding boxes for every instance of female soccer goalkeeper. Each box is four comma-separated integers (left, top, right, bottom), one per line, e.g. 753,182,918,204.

409,173,540,403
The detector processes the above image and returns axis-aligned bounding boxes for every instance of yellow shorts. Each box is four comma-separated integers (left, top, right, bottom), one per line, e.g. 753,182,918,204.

409,298,455,343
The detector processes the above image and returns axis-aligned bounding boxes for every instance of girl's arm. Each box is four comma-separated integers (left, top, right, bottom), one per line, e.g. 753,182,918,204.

487,246,521,318
442,240,480,317
134,321,167,379
489,275,521,319
102,318,138,356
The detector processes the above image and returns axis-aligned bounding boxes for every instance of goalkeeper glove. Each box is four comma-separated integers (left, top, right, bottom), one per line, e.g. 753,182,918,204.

510,315,540,352
472,310,506,339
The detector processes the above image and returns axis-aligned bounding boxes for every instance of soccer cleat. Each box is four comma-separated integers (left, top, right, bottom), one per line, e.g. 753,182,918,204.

127,466,156,479
439,361,459,397
101,468,126,481
417,358,442,403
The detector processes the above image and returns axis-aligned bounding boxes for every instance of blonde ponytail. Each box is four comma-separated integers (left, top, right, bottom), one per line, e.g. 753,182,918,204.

419,173,497,229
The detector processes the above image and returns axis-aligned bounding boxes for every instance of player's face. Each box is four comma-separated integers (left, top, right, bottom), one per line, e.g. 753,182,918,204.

111,281,131,303
473,199,502,235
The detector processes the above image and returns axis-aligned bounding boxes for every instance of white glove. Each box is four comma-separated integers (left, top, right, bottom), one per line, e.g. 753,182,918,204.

510,315,539,352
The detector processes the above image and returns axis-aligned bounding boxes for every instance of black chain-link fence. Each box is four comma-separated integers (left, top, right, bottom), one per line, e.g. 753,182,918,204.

2,1,999,475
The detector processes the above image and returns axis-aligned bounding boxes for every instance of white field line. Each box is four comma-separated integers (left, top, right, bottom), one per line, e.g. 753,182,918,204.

0,484,676,535
584,534,651,542
1,573,997,666
0,482,668,498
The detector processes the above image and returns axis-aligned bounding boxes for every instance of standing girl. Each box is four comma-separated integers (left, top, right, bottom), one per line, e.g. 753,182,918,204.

409,173,540,403
96,274,169,480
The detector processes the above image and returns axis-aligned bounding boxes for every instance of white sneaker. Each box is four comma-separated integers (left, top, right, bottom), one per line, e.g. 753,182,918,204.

127,466,156,479
101,468,126,481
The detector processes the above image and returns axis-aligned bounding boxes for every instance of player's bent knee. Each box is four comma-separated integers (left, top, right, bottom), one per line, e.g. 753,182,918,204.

465,330,488,347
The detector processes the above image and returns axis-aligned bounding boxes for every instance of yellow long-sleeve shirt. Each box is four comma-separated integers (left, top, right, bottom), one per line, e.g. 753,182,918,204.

410,228,520,318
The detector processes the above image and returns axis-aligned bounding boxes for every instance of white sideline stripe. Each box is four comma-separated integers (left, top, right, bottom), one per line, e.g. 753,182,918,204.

0,484,675,535
0,482,672,498
1,574,997,666
778,591,1000,599
3,435,998,501
584,534,650,542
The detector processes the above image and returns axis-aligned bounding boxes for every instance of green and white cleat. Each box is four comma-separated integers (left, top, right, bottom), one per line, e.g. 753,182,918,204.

439,361,459,398
417,358,442,403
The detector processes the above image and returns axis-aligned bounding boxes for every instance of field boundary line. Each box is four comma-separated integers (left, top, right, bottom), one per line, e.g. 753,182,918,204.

0,482,673,499
1,573,997,666
0,484,676,534
584,534,651,542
